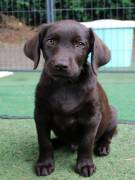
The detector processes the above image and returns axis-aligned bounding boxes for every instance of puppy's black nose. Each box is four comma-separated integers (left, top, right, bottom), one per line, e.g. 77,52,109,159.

55,64,68,71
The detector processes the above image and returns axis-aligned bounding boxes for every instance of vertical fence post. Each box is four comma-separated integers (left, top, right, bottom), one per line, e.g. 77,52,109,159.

46,0,54,23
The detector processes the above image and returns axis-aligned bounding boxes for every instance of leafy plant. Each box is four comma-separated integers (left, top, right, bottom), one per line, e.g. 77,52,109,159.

0,0,135,26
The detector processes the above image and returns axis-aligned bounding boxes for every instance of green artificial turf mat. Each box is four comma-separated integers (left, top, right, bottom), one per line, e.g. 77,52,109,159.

0,120,135,180
0,72,40,117
0,72,135,121
99,73,135,121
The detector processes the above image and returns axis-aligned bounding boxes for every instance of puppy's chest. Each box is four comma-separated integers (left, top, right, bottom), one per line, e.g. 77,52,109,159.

49,86,86,113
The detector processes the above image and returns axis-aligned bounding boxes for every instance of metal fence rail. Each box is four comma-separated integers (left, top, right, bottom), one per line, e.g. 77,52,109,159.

0,0,135,72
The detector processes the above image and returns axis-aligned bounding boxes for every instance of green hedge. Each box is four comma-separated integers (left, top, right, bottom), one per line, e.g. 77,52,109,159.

0,0,135,25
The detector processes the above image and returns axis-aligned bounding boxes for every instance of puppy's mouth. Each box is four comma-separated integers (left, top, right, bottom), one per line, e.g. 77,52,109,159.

46,70,80,82
51,72,72,79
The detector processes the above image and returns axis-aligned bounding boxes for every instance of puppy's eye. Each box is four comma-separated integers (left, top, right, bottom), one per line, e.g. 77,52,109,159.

74,41,86,48
46,39,56,46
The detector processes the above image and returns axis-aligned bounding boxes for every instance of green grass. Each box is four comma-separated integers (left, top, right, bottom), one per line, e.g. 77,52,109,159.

0,72,135,121
0,120,135,180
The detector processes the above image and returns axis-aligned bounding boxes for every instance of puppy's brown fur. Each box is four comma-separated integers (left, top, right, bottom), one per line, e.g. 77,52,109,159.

24,20,117,177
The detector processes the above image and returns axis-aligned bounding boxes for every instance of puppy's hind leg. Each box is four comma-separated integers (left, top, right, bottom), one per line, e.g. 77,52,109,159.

94,106,117,156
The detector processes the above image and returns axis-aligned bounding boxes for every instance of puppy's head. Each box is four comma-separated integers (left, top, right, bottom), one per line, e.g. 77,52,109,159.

24,20,110,80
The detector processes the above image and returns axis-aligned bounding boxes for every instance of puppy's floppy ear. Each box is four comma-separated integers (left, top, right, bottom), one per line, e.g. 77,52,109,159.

93,32,111,67
24,24,50,69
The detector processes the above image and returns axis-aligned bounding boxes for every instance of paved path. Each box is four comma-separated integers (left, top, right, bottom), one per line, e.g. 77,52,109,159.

0,44,43,71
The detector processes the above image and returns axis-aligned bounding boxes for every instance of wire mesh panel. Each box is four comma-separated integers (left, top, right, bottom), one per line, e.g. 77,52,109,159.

54,0,135,21
0,0,135,71
0,0,47,71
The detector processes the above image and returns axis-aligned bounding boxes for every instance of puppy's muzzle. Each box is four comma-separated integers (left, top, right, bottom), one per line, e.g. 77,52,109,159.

49,58,71,77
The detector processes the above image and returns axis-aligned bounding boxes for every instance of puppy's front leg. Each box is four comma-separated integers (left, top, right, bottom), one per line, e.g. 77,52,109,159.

75,112,100,177
34,106,54,176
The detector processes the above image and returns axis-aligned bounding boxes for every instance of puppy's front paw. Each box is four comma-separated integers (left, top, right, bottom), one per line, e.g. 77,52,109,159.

35,159,54,176
75,160,96,177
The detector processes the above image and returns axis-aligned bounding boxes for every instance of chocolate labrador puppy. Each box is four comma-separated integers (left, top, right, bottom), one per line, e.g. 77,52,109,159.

24,20,117,177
